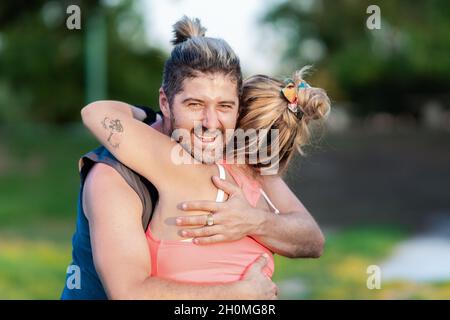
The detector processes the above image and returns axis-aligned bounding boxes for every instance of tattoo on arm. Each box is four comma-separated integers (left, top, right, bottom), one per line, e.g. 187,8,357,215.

101,117,124,148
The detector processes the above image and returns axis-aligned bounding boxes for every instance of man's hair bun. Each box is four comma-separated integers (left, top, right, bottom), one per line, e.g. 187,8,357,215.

171,16,207,45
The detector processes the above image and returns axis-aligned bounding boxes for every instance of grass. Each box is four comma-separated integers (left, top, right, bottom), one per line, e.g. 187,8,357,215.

273,226,450,299
0,226,72,299
1,125,450,299
0,124,92,299
2,222,449,299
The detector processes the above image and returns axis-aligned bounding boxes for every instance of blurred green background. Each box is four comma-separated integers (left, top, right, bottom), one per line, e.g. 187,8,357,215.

1,0,450,299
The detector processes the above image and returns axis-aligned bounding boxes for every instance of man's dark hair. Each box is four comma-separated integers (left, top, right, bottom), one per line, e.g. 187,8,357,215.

162,16,243,107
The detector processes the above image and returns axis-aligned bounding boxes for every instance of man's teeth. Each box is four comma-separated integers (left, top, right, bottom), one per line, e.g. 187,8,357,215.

195,133,216,142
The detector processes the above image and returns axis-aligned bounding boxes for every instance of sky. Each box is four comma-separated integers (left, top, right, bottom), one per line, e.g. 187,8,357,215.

139,0,283,75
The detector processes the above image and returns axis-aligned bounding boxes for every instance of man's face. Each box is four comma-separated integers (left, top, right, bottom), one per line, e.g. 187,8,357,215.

161,73,239,164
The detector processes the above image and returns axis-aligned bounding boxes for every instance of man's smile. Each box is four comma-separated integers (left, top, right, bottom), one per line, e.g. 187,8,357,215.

193,131,220,145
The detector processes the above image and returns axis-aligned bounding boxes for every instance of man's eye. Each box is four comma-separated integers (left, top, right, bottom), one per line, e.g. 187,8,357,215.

220,105,232,109
189,103,202,108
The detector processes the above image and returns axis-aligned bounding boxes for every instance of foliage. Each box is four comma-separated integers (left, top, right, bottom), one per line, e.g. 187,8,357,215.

263,0,450,116
0,0,166,124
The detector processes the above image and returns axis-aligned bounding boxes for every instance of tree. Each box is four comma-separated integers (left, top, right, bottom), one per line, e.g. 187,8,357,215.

0,0,166,124
262,0,450,116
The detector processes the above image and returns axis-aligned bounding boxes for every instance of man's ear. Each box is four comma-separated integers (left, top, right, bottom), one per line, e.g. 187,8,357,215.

159,88,171,118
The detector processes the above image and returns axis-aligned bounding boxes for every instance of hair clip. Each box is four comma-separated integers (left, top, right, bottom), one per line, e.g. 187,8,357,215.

281,80,297,104
287,102,299,113
282,79,299,113
281,79,309,118
298,81,310,90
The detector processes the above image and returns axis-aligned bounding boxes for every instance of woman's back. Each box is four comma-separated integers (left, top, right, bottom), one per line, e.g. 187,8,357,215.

146,163,275,283
149,162,232,241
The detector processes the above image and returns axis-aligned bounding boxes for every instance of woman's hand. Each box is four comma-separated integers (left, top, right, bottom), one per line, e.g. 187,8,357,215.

130,105,148,121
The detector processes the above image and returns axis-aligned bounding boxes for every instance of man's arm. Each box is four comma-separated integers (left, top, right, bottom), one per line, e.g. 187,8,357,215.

253,175,325,258
84,163,276,299
176,175,324,259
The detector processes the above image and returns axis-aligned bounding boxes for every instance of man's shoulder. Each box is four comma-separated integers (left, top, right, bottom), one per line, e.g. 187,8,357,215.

83,163,141,210
83,163,143,220
88,162,124,181
81,152,156,231
84,162,138,195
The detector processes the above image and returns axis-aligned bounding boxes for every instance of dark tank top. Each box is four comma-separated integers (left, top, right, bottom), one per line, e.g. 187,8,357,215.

61,107,159,300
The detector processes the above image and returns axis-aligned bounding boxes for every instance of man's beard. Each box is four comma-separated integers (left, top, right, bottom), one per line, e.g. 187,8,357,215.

170,116,227,165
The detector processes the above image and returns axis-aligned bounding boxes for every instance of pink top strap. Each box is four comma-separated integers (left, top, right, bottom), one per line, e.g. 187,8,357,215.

220,163,262,207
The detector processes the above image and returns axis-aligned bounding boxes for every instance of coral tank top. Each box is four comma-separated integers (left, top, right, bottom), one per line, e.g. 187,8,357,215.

145,163,279,283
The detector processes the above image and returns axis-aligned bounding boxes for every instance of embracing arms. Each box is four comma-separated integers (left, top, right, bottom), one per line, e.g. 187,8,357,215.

176,175,324,258
84,163,277,299
253,175,325,258
82,100,324,259
81,101,277,299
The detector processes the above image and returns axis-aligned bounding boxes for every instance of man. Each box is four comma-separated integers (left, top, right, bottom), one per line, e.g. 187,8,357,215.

61,16,324,300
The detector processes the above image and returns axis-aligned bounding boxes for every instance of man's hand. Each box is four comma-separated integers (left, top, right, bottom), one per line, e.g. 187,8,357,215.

237,254,278,300
176,176,265,245
177,173,325,258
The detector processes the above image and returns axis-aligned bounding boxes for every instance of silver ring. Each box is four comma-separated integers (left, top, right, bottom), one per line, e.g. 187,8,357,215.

206,214,214,226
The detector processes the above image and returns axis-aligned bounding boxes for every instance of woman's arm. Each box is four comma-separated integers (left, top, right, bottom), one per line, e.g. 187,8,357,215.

81,100,192,190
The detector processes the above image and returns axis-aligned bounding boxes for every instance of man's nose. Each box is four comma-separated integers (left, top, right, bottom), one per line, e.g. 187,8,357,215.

202,107,220,131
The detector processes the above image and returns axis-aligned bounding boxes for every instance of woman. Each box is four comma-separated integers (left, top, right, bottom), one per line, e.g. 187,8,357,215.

81,21,330,288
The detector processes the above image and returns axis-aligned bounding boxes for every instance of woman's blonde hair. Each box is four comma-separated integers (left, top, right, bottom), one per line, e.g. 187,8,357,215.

236,67,331,175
